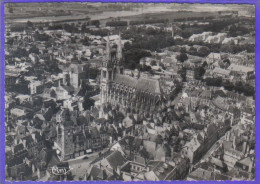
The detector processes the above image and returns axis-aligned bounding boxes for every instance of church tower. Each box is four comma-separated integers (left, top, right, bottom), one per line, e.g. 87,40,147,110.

115,32,124,75
99,33,125,117
171,24,175,38
117,32,123,62
100,35,113,105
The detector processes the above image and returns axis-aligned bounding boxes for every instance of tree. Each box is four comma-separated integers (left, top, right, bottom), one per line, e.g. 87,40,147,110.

27,21,33,28
8,7,13,13
140,64,152,72
176,53,188,63
90,20,100,27
106,21,127,27
44,59,62,74
124,42,131,50
6,38,13,45
188,46,197,55
63,23,78,33
83,98,95,110
194,67,206,80
10,25,24,32
11,48,28,58
34,32,50,42
197,46,210,57
50,89,56,98
151,60,157,66
223,58,231,68
220,44,234,53
159,62,166,70
222,80,234,91
170,79,183,100
204,77,222,87
81,23,86,33
178,67,187,82
38,26,43,31
45,41,52,48
29,45,39,54
124,49,151,70
202,61,208,68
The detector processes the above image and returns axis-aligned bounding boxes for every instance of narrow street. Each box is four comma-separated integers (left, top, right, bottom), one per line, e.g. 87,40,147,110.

193,124,239,169
200,135,226,162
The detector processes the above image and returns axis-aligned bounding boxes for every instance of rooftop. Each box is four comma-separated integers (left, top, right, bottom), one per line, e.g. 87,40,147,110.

228,63,254,73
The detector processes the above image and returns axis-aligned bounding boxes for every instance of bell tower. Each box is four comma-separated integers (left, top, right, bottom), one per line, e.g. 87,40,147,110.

116,32,124,75
100,34,113,105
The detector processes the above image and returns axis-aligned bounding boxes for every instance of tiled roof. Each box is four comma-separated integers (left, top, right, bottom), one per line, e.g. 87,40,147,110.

13,143,24,154
134,155,146,165
228,63,254,73
188,167,213,180
147,161,175,180
227,168,251,179
77,116,88,126
242,107,254,115
200,90,211,99
34,132,44,142
114,74,137,88
237,157,253,167
16,125,29,134
136,78,161,94
21,135,34,148
69,63,85,74
90,127,100,139
106,151,127,169
212,96,229,111
210,157,225,168
89,166,107,180
212,67,231,76
214,173,232,180
113,74,161,94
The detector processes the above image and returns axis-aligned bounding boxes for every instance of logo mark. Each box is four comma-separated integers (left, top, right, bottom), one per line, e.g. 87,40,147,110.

49,166,73,176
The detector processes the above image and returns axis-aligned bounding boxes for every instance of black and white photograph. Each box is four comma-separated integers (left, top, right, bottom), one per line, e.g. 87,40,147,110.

4,2,255,181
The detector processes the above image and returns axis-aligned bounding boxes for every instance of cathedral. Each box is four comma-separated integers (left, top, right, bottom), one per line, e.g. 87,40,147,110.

99,34,166,117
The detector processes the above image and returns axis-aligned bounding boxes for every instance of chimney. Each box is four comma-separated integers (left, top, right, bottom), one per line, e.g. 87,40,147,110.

242,141,247,154
116,166,121,175
22,139,27,148
146,166,150,172
248,157,254,173
194,137,197,145
226,131,230,141
246,143,250,154
32,164,36,173
32,133,36,142
11,146,15,154
232,136,236,150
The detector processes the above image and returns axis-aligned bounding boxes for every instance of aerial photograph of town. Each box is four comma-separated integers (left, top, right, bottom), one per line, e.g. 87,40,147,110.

4,2,255,181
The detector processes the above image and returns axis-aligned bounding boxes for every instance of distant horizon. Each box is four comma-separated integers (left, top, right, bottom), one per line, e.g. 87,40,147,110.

5,2,255,13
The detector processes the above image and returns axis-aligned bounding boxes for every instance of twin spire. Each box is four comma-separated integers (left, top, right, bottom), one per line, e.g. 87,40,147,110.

106,32,122,62
117,32,122,60
106,34,111,60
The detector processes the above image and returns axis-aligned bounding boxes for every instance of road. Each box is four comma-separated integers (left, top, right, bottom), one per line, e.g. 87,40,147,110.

193,124,239,169
68,148,109,180
200,135,226,162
